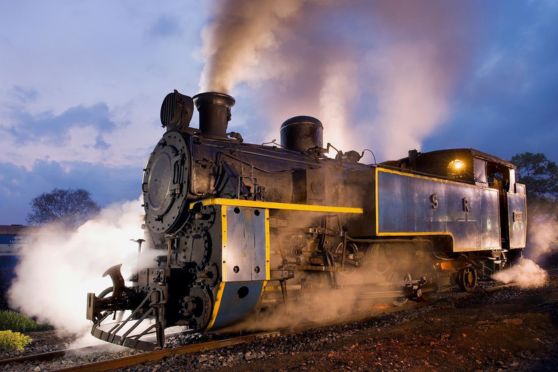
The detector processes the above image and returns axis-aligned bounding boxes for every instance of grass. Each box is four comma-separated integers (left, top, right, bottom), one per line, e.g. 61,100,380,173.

0,310,52,332
0,330,32,351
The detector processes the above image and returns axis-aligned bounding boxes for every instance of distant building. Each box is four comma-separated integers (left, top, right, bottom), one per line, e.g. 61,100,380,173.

0,225,27,309
0,225,26,253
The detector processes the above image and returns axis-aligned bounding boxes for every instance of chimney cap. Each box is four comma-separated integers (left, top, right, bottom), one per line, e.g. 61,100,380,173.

192,92,236,138
193,92,235,108
280,115,323,130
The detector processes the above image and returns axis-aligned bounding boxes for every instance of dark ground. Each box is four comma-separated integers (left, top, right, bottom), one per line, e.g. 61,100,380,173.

3,278,558,371
134,281,558,372
4,260,558,371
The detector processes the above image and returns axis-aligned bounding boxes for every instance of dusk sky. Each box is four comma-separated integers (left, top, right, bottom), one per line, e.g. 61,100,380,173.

1,1,557,224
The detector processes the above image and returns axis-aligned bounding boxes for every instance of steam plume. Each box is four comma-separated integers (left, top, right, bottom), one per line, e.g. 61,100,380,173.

223,246,425,332
492,202,557,288
8,198,155,337
200,0,477,159
200,0,305,92
492,258,548,289
526,205,558,260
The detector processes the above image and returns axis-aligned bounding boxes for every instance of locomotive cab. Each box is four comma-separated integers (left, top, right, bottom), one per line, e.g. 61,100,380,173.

389,148,527,252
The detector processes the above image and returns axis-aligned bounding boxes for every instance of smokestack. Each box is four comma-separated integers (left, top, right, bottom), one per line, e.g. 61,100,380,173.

193,92,236,138
280,116,323,152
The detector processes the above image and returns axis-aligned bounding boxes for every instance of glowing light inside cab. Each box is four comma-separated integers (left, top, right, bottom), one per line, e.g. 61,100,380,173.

448,159,465,173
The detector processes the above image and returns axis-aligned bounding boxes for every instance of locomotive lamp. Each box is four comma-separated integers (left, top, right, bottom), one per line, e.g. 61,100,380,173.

448,159,465,175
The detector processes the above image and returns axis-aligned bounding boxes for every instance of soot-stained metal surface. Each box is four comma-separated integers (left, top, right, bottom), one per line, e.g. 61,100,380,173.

143,131,190,234
507,192,527,249
376,168,501,252
224,206,267,282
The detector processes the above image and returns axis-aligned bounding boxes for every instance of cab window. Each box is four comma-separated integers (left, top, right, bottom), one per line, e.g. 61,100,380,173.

474,158,487,184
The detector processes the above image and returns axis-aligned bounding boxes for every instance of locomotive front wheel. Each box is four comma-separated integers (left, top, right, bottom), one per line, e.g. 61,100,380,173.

458,267,478,292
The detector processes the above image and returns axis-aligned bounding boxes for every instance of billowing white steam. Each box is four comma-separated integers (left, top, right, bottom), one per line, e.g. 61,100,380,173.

8,198,155,337
492,206,558,289
200,0,476,159
492,258,549,289
528,213,558,260
362,43,454,159
319,61,358,153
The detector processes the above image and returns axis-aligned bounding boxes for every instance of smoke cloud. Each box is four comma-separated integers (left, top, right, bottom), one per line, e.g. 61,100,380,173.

200,0,478,160
200,0,306,92
8,198,155,338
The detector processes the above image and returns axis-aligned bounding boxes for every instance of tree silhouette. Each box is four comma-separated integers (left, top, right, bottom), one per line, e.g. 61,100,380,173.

27,188,100,228
511,152,558,201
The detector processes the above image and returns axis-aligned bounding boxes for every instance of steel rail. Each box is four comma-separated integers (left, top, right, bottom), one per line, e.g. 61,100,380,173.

56,331,280,372
0,345,102,367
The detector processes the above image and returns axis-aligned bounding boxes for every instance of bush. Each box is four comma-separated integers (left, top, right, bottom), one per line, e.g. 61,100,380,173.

0,330,32,351
0,311,51,332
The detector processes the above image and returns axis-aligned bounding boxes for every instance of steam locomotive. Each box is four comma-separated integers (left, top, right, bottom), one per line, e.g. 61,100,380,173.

86,91,527,349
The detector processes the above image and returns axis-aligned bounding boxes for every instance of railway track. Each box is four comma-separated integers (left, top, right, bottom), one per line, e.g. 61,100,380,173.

2,274,556,371
57,331,280,372
54,283,523,370
0,345,111,367
0,331,280,371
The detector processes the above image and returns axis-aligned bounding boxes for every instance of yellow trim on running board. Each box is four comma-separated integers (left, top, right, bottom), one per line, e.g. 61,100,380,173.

190,198,363,214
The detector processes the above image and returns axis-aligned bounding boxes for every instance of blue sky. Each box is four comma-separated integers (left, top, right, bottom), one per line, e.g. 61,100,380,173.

1,1,557,224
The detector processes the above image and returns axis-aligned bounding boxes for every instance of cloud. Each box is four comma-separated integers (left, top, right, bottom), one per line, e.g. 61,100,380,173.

0,1,206,170
0,90,163,169
0,1,204,224
94,135,110,150
0,160,140,224
0,1,205,119
147,15,183,38
423,2,558,162
5,102,116,145
10,86,39,103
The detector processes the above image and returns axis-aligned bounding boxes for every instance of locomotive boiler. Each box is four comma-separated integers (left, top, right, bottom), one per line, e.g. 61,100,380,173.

86,90,527,350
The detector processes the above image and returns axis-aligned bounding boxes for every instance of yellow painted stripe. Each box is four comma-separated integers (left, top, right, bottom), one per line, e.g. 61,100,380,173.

207,208,228,331
190,198,363,214
221,208,227,282
206,282,225,330
376,231,497,251
377,231,454,238
264,209,271,281
375,167,379,235
377,166,501,191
